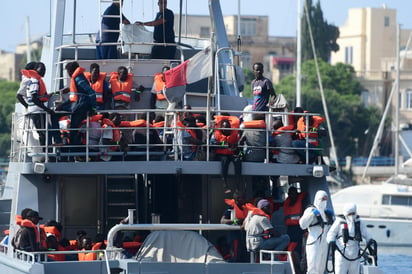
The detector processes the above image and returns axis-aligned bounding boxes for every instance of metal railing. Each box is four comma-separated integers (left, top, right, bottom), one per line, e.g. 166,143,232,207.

10,108,323,165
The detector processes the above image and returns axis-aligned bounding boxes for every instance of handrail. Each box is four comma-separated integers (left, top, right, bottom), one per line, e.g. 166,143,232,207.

107,223,240,248
11,108,323,165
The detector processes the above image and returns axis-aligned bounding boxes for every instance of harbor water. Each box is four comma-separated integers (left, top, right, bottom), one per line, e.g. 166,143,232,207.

377,247,412,273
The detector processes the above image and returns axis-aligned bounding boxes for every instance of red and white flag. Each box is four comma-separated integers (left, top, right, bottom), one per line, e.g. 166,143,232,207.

164,46,212,88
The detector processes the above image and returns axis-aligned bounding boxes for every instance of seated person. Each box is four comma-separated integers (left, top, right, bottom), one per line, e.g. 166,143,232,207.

176,116,203,160
239,114,267,162
271,119,300,164
150,66,170,110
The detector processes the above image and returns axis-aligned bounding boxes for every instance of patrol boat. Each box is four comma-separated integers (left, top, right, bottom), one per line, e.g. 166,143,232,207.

0,0,377,273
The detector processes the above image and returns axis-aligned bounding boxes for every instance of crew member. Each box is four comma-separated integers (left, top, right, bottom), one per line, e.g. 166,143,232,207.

299,190,334,274
327,203,374,274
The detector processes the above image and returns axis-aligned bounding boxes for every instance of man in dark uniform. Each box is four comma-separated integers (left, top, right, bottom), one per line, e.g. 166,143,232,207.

96,0,131,59
251,62,276,112
137,0,175,59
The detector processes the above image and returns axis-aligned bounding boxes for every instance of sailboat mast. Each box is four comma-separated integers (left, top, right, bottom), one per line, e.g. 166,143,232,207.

296,0,302,107
395,24,401,176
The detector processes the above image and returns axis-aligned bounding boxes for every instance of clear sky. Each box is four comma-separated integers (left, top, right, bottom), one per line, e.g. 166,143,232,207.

2,0,412,52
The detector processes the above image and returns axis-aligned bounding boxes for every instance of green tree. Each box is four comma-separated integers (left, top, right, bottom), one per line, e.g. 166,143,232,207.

301,0,339,62
242,68,254,99
0,81,19,159
276,60,381,158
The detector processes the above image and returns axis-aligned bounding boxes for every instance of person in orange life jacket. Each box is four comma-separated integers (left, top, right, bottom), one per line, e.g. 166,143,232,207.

244,199,290,253
78,236,97,261
100,112,125,161
58,61,96,151
238,113,266,162
283,187,308,260
44,220,63,241
46,235,66,261
17,62,62,148
176,116,203,160
150,66,170,110
292,115,326,163
85,63,110,110
131,113,163,155
270,119,300,164
12,210,45,252
220,191,253,262
109,66,145,112
211,117,241,193
16,62,37,105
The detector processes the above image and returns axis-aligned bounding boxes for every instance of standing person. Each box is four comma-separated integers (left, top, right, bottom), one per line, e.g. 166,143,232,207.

17,62,61,149
327,203,374,274
251,62,275,112
16,61,37,108
220,191,253,262
85,63,110,110
96,0,131,59
136,0,176,59
244,199,290,254
12,210,44,252
283,186,308,268
63,61,96,150
299,190,334,274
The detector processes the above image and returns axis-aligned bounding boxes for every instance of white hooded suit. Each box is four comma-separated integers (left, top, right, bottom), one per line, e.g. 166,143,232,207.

299,190,333,274
327,203,372,274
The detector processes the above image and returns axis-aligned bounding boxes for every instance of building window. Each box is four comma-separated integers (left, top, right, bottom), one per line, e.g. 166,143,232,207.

199,27,210,38
406,89,412,109
345,46,353,64
240,18,256,36
241,52,251,69
384,16,390,27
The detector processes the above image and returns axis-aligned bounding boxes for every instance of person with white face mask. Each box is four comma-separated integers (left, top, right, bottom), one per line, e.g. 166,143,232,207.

299,190,334,273
327,203,373,274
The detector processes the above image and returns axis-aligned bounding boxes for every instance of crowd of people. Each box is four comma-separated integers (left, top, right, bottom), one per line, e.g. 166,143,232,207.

3,208,143,261
219,188,375,274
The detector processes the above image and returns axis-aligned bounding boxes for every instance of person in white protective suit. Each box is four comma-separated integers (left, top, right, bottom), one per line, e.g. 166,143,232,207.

299,190,334,274
326,203,373,274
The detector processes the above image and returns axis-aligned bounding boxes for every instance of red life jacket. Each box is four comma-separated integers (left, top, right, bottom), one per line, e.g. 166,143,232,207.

20,219,40,247
21,69,48,102
153,121,165,128
69,67,86,102
283,193,307,226
85,72,107,104
110,72,133,103
214,116,240,155
153,73,166,101
224,199,251,220
251,207,271,220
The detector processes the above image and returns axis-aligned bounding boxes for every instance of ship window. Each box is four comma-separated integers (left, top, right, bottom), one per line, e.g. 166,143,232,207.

382,194,412,206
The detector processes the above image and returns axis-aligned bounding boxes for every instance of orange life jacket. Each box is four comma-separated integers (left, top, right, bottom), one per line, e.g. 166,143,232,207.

283,193,306,226
92,242,106,250
21,69,48,102
224,199,252,220
251,207,271,221
153,121,165,128
176,120,198,140
85,72,107,104
69,67,86,102
214,116,240,155
110,72,133,103
78,250,97,261
296,116,325,146
15,215,23,226
43,226,61,241
153,73,166,101
47,245,66,261
20,219,40,247
242,120,266,129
